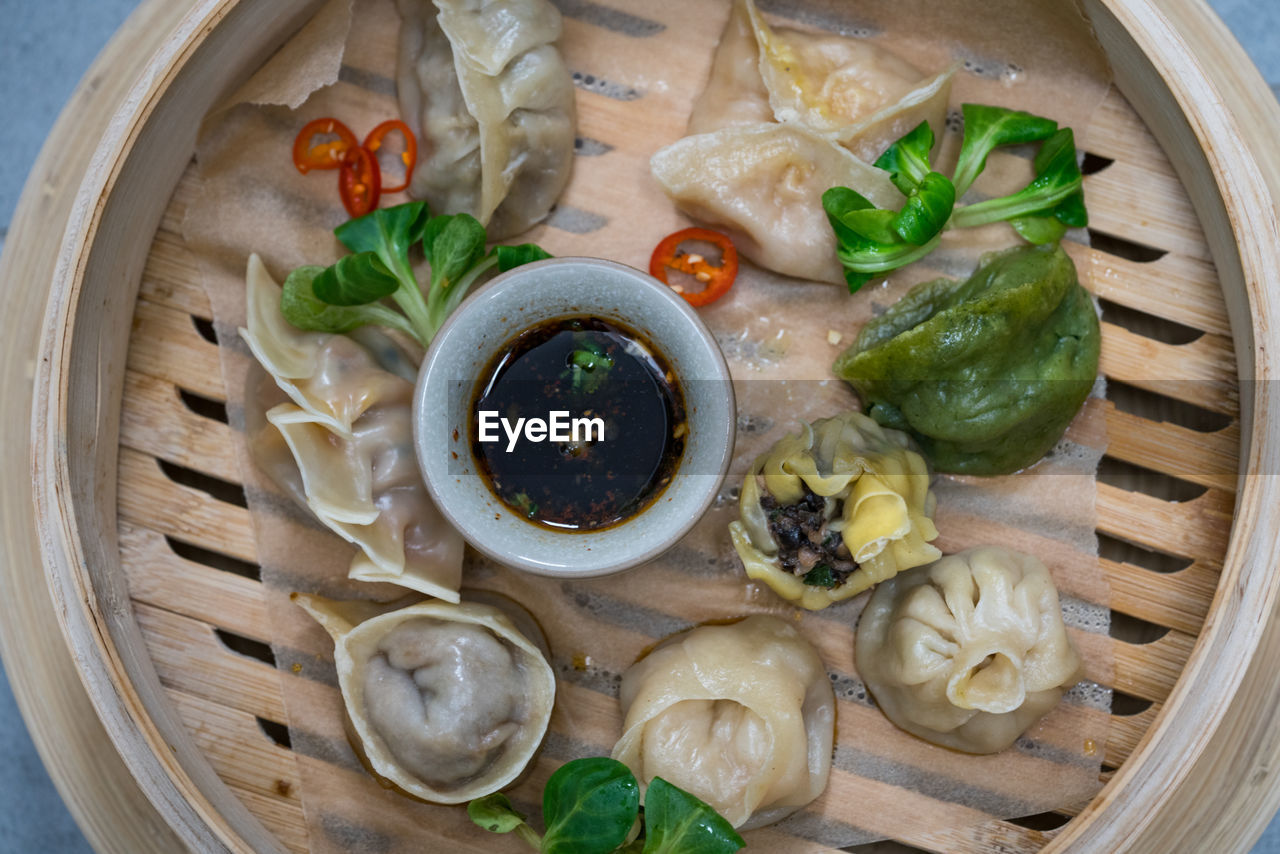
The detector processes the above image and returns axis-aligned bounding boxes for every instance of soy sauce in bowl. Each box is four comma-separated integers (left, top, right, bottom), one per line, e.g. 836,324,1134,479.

470,316,686,531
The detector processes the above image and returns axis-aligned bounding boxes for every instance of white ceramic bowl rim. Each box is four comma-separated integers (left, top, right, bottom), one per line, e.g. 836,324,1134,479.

414,256,735,577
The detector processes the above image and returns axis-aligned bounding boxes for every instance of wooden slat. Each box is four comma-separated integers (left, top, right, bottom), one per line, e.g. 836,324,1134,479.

1105,706,1161,768
1111,630,1198,704
128,299,226,401
1085,167,1210,261
1099,322,1239,414
1067,243,1230,337
137,602,286,722
907,820,1051,854
121,370,239,478
167,689,307,854
1096,483,1234,560
119,522,268,642
1083,89,1166,166
1102,557,1220,635
118,446,257,563
1102,400,1239,493
140,230,212,318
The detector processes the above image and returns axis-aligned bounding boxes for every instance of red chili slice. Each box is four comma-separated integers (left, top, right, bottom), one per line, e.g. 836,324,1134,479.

649,227,739,307
292,117,358,173
338,145,381,218
363,119,418,194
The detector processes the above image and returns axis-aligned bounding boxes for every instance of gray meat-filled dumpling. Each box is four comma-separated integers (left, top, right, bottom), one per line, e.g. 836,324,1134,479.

295,594,555,802
396,0,575,239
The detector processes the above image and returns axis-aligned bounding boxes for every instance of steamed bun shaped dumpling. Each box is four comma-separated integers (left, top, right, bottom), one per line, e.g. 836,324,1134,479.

611,616,835,829
729,410,940,609
856,546,1084,753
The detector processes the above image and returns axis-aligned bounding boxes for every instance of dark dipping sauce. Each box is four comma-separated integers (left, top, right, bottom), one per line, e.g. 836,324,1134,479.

471,316,686,531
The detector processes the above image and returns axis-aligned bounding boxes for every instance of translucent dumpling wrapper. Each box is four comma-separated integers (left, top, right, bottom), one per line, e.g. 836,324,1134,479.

729,410,940,609
651,123,902,285
241,255,463,600
611,616,834,829
242,253,408,437
742,0,955,162
295,594,555,802
652,0,957,284
856,546,1084,753
262,403,464,599
685,0,774,135
396,0,575,240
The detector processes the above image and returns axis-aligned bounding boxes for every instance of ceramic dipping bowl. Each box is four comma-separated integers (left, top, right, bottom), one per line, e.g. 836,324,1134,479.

414,256,735,576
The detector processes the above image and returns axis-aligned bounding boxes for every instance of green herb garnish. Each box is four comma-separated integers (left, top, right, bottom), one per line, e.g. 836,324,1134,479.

801,564,838,589
565,338,615,394
825,104,1088,293
510,491,540,519
280,201,552,346
468,758,744,854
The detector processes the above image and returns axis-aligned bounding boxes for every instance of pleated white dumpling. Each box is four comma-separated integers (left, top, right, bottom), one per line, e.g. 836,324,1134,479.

264,402,464,600
856,546,1084,753
396,0,575,239
295,594,555,803
611,616,835,829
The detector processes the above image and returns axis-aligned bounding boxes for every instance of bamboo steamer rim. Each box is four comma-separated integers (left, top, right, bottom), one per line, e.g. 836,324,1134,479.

8,0,1280,851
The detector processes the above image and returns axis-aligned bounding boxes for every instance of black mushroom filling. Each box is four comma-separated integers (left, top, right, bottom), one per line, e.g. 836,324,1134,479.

760,487,859,588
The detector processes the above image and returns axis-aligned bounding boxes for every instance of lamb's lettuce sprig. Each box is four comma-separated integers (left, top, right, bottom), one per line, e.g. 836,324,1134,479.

467,757,744,854
280,201,552,346
826,104,1088,293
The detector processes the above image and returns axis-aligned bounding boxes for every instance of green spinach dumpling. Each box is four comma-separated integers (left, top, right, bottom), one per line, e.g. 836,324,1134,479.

834,244,1100,475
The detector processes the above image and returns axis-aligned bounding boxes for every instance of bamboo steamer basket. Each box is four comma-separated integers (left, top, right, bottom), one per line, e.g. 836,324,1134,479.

3,0,1279,851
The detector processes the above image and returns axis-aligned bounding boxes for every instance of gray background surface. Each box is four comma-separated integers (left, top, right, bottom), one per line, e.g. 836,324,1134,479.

1,0,1278,851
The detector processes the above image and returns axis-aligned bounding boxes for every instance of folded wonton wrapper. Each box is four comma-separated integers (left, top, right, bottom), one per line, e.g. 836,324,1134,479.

396,0,575,239
241,254,463,599
295,594,555,802
743,0,954,162
653,0,953,283
612,616,835,829
856,546,1084,753
729,410,940,609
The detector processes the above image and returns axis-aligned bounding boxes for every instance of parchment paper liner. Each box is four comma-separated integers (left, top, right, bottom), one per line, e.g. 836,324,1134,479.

183,0,1114,849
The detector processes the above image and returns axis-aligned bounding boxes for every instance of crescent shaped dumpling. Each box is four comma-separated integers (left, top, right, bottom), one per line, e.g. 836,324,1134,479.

856,546,1084,754
611,616,835,829
242,253,408,438
651,123,902,285
653,0,954,284
241,255,463,599
729,410,940,609
295,594,555,803
396,0,575,239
